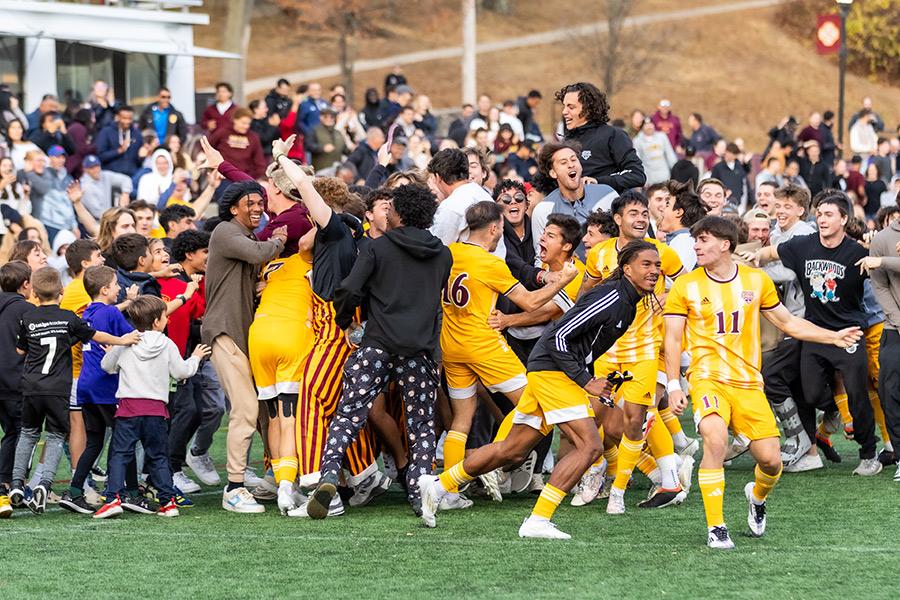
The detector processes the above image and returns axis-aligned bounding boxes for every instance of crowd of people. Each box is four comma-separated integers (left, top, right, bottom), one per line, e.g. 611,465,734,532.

0,71,898,549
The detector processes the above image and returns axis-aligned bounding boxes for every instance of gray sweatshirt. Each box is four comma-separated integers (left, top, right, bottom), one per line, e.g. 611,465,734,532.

101,330,200,402
869,219,900,330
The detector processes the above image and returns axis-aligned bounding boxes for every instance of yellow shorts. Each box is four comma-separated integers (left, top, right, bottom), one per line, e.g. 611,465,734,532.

593,356,657,407
443,346,526,400
249,318,313,400
866,322,882,383
512,371,596,435
690,379,779,441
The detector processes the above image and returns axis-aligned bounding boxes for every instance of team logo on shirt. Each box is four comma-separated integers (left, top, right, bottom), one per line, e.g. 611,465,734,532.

741,291,755,304
581,150,592,160
804,260,844,304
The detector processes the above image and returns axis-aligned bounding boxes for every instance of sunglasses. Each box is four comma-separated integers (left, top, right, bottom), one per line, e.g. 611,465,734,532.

498,193,526,205
159,95,171,99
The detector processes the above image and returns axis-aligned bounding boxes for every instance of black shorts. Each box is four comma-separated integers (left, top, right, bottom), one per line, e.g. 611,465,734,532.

82,403,117,433
22,395,69,435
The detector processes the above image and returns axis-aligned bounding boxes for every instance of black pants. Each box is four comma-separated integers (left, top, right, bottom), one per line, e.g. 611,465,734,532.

0,393,22,484
800,340,876,459
70,404,137,494
879,329,900,449
320,346,438,508
762,336,804,406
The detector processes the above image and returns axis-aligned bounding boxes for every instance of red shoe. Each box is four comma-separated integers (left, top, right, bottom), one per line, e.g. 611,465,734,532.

93,496,123,519
157,498,180,518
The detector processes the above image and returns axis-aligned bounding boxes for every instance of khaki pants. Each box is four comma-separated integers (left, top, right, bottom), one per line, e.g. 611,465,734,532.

211,335,258,483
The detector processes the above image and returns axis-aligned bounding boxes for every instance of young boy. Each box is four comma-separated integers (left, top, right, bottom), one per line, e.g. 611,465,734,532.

9,267,140,514
109,233,162,302
60,266,137,514
95,296,211,519
0,262,32,517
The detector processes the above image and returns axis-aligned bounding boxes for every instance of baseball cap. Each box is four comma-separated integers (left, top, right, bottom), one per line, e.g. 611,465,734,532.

48,145,67,157
82,154,101,168
743,208,770,224
659,99,671,108
391,135,408,147
395,84,414,95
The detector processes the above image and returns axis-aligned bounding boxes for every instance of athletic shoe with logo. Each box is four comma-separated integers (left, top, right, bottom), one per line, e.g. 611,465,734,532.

185,451,221,486
27,484,47,514
877,448,897,467
90,467,107,483
243,467,265,489
509,451,537,494
9,482,25,508
0,494,11,518
307,474,338,519
783,453,824,473
93,496,123,519
173,471,201,493
852,458,883,476
638,486,686,509
677,437,700,458
122,494,158,514
350,471,392,507
518,516,571,540
707,525,735,549
287,493,344,518
678,455,695,493
417,474,441,528
157,498,180,518
438,492,473,511
479,469,503,502
815,434,842,463
222,486,265,513
744,481,766,537
59,491,95,515
606,490,625,515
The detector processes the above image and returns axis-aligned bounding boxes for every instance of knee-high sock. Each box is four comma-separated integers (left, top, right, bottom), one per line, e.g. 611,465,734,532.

645,412,675,458
635,451,660,484
612,435,643,492
869,387,891,448
531,483,565,520
493,410,515,442
603,446,619,478
751,463,781,503
659,406,689,448
439,461,474,493
271,457,282,483
835,392,852,426
280,457,298,483
698,467,726,528
443,430,467,469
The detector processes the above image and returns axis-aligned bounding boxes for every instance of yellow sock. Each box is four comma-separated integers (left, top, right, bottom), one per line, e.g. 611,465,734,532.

834,392,852,425
603,446,619,477
659,406,683,435
531,483,565,520
271,458,283,483
443,430,467,469
590,426,606,467
752,463,782,502
280,457,298,483
698,468,726,528
493,411,515,442
438,461,474,493
870,388,890,444
612,435,643,491
636,451,658,476
645,411,675,457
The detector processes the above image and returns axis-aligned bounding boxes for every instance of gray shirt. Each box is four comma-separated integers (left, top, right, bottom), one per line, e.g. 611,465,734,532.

768,220,815,317
532,183,618,261
80,170,134,219
869,219,900,330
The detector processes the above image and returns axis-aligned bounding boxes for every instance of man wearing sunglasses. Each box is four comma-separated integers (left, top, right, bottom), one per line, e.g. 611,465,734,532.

139,87,188,145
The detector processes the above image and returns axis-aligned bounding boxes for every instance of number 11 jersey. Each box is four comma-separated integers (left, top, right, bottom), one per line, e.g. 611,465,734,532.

17,305,96,397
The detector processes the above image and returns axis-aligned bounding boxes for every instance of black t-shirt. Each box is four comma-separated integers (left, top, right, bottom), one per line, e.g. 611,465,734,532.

311,211,362,302
17,305,96,396
778,233,868,329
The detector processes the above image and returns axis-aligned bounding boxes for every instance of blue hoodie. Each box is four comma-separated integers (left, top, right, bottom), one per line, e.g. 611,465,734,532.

77,302,133,405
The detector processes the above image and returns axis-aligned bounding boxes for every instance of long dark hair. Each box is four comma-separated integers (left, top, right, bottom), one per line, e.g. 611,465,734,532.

554,82,610,129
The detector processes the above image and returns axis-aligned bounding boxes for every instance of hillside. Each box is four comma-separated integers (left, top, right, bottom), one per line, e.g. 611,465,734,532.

193,0,900,150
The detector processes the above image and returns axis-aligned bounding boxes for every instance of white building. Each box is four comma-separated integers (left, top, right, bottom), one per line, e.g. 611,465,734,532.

0,0,237,122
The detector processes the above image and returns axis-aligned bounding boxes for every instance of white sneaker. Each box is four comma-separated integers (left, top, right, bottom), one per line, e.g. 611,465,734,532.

893,463,900,482
287,493,343,518
518,516,571,540
678,455,695,493
497,471,512,495
783,453,824,473
277,482,296,515
243,468,265,488
350,471,391,507
508,451,537,494
418,474,441,528
222,486,265,513
569,482,586,507
173,471,201,494
579,465,605,505
606,490,625,515
185,451,221,486
744,481,766,537
438,492,473,511
598,477,613,499
528,473,545,493
724,437,750,461
84,486,103,507
707,525,735,549
677,437,700,458
852,458,883,477
479,469,503,502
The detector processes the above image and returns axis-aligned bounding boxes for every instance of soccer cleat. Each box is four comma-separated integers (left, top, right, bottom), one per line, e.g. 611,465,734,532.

528,473,545,494
286,493,344,518
173,471,201,493
783,453,824,473
243,467,265,489
518,516,571,540
93,496,124,519
744,481,766,537
678,455,695,493
307,475,338,520
27,484,47,515
479,469,503,502
157,498,180,518
579,465,605,506
638,486,686,509
677,437,700,458
185,452,221,486
0,495,11,518
417,474,440,528
707,525,735,549
277,483,297,515
606,491,625,515
122,495,159,514
222,486,266,513
59,492,95,515
598,477,612,499
815,435,842,463
438,492,473,511
350,471,392,508
852,458,883,477
509,451,538,494
724,437,750,461
877,448,897,467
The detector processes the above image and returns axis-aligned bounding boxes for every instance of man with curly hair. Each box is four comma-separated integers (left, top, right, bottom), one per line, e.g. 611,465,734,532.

556,82,645,192
305,184,453,518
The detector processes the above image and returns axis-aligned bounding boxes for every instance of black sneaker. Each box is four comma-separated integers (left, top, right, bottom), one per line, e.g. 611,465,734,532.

308,474,338,520
91,467,107,482
9,482,25,507
122,494,159,514
27,484,47,514
877,448,897,466
59,491,95,515
638,487,686,509
816,435,842,463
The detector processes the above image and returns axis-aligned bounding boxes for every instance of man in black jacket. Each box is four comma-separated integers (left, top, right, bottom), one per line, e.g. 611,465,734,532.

557,82,645,192
307,184,452,519
419,240,663,540
138,88,188,145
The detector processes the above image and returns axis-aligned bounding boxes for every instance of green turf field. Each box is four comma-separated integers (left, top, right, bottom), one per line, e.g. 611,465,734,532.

2,427,897,599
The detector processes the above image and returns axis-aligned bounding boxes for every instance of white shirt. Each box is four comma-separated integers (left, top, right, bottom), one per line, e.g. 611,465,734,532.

430,181,506,258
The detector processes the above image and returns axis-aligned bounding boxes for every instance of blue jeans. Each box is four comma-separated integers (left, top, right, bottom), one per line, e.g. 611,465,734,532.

107,416,176,502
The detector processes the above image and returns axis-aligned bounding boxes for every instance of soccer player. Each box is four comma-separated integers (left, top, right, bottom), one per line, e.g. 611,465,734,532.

420,240,662,539
664,216,862,549
580,192,687,513
440,201,577,485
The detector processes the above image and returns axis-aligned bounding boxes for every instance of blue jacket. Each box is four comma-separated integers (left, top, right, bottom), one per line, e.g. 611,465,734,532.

96,124,143,176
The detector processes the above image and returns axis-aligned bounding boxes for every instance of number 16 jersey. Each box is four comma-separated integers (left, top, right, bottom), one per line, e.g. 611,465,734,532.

441,242,521,362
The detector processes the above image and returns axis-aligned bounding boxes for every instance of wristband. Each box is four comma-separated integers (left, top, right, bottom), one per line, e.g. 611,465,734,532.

177,294,187,304
536,270,545,285
666,379,682,394
273,153,286,163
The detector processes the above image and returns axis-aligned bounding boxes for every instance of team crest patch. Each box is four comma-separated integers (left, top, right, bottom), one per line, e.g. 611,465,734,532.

742,291,755,304
581,150,592,160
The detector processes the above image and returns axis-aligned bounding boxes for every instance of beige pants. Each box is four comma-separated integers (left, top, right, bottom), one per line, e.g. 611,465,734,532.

211,335,258,483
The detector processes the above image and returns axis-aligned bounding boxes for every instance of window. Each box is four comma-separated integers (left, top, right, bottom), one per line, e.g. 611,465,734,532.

126,52,161,112
55,42,113,105
0,37,23,95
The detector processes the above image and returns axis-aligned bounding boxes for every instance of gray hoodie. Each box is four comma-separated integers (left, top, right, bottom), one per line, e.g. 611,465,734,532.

869,219,900,330
101,330,200,402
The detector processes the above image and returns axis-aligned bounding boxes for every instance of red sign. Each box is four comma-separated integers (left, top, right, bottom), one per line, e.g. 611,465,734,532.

816,14,842,54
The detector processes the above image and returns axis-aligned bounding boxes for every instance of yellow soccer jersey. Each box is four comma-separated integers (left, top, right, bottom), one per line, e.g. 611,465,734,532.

665,263,781,390
61,278,91,378
586,237,683,362
543,258,585,313
256,254,314,325
442,242,521,360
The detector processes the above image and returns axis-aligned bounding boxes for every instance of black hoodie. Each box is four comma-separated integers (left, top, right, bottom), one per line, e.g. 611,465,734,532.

0,292,30,394
334,226,452,357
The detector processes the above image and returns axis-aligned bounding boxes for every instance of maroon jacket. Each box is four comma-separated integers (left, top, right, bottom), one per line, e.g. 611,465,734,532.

201,102,236,133
210,124,267,180
651,111,684,150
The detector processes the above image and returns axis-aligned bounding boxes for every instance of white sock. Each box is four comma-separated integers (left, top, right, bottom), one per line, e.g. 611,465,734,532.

609,486,624,499
647,468,662,486
885,441,894,452
278,480,292,493
672,431,689,448
656,454,679,489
